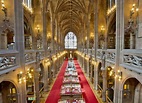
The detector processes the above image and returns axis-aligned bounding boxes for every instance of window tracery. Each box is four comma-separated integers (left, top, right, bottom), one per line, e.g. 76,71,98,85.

65,32,77,49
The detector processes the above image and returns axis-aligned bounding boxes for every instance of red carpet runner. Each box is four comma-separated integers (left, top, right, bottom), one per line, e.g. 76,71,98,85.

45,60,68,103
74,60,98,103
46,60,98,103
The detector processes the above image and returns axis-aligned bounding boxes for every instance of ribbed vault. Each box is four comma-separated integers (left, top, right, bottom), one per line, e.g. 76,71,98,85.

55,0,88,37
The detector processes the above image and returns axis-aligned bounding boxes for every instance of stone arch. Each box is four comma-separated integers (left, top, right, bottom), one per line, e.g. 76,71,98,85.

121,76,142,89
121,77,140,103
0,80,18,103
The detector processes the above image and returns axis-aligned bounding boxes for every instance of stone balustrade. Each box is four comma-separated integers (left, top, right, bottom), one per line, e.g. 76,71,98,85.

0,56,16,70
123,49,142,68
106,49,116,62
25,50,36,63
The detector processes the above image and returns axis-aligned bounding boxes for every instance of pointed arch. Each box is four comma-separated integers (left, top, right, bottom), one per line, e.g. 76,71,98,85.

64,32,77,49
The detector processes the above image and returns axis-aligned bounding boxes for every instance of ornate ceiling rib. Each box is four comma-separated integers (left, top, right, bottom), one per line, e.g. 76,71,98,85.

55,0,87,36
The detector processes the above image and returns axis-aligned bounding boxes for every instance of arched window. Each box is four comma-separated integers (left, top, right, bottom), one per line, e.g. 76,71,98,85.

65,32,77,49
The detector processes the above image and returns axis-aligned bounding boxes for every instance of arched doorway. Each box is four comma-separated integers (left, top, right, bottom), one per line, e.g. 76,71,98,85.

122,78,141,103
0,81,17,103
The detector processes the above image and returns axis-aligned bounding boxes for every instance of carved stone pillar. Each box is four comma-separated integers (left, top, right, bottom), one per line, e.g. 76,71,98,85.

14,0,26,102
94,68,98,90
114,0,124,103
34,52,40,103
51,20,55,54
102,70,107,102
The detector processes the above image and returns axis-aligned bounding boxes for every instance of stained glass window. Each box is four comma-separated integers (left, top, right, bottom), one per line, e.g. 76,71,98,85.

65,32,77,49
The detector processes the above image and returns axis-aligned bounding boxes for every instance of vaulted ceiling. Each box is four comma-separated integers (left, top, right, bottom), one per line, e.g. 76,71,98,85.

48,0,95,39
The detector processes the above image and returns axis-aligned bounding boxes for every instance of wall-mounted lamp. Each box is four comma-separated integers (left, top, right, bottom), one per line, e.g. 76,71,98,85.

130,4,139,19
17,71,26,84
35,25,40,33
54,36,57,41
1,0,7,19
115,70,122,81
85,36,87,41
101,26,105,33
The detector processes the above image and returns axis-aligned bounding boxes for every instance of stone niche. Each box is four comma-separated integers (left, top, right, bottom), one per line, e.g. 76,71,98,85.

0,33,7,49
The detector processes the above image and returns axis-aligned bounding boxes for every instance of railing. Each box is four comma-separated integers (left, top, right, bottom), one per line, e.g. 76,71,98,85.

0,50,18,73
38,50,45,59
25,50,35,63
97,84,103,97
106,95,113,103
31,86,44,103
122,49,142,73
106,49,115,63
88,49,92,55
97,49,102,59
97,84,113,103
0,55,17,70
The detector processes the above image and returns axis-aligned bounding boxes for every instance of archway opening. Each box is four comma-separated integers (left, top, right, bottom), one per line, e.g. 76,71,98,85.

122,78,141,103
0,81,17,103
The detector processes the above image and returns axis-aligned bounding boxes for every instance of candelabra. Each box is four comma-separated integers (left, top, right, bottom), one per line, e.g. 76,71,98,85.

1,0,7,20
17,71,26,84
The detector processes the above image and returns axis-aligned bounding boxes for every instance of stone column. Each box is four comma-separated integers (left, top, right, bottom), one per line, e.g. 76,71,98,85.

94,0,99,90
42,0,48,56
114,0,124,103
102,70,107,102
43,64,49,92
90,63,93,82
94,67,98,90
34,52,40,103
51,19,55,54
14,0,26,103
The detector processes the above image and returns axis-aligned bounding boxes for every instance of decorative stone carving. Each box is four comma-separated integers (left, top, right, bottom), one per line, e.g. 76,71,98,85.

124,55,142,67
106,52,116,62
97,51,102,58
0,56,16,70
25,53,34,63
